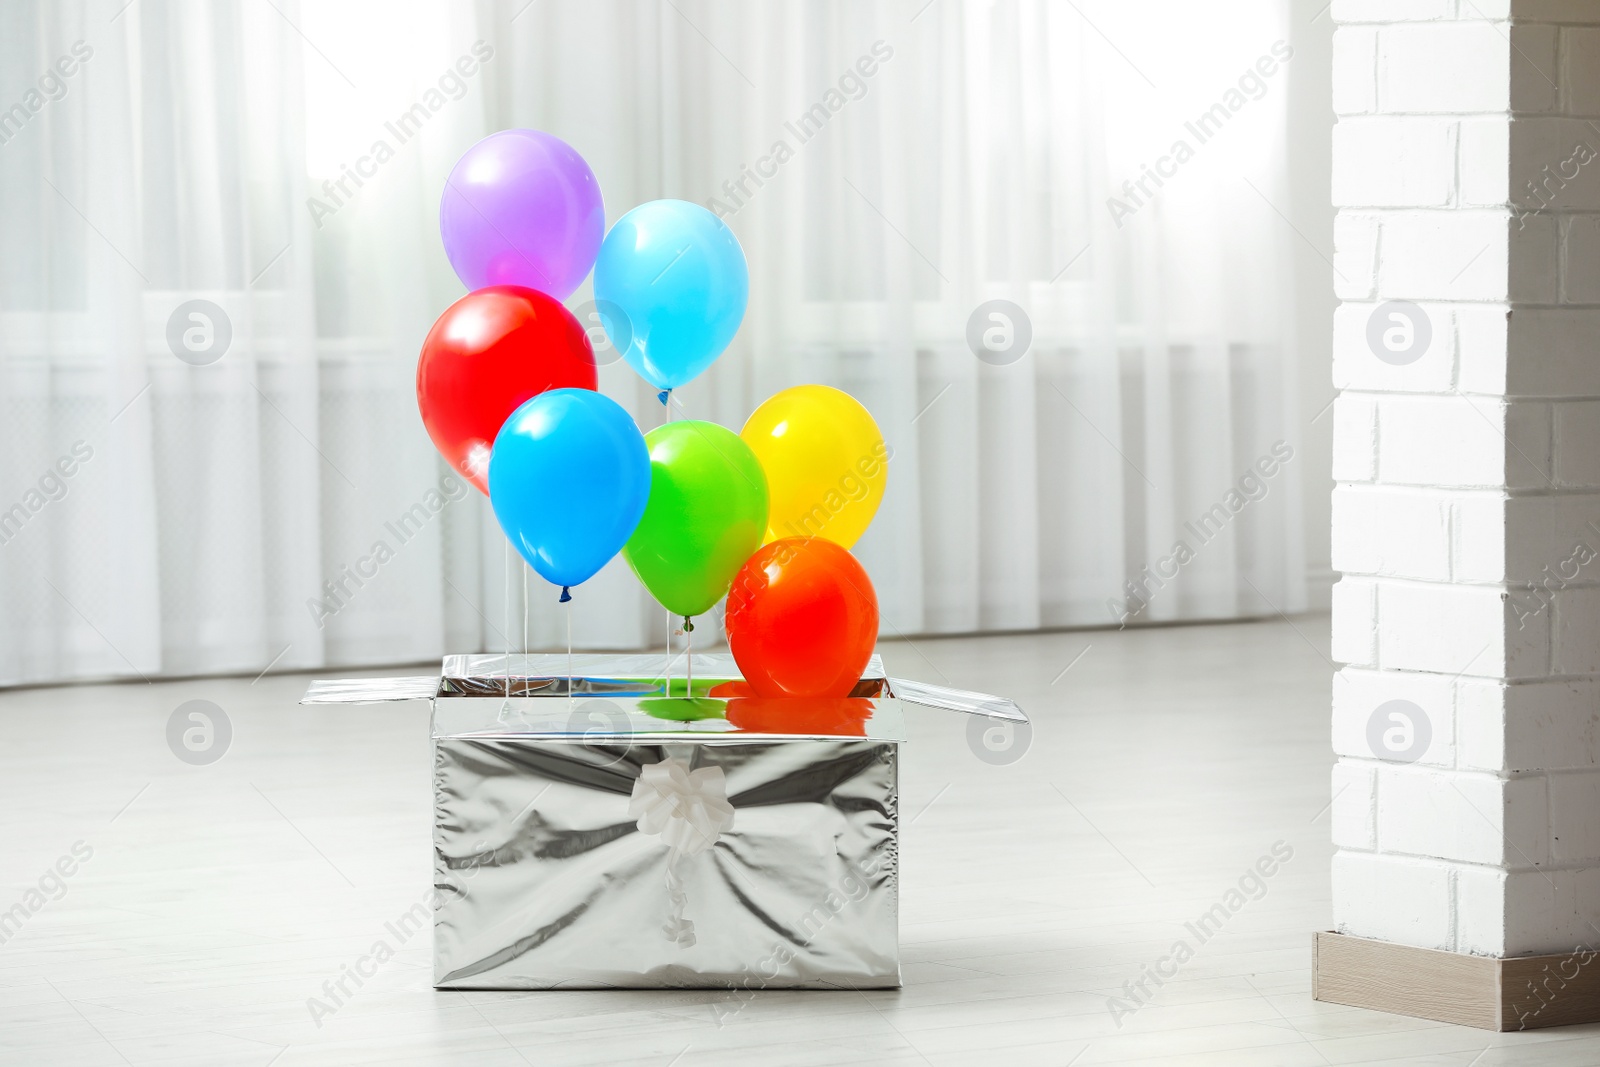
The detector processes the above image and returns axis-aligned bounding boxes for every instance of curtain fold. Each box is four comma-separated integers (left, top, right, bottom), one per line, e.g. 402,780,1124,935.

0,0,1306,687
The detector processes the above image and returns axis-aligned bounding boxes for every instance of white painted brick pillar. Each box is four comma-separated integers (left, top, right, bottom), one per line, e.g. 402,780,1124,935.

1331,0,1600,957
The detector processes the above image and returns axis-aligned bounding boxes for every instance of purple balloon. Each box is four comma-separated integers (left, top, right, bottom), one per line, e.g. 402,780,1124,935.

439,130,604,300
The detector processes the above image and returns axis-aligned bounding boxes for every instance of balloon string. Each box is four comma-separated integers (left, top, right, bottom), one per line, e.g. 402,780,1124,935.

566,598,573,703
503,539,510,699
522,564,529,684
685,617,693,695
662,391,674,711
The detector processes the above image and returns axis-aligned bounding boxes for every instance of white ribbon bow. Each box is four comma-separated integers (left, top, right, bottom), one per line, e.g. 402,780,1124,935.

628,757,735,947
628,757,735,855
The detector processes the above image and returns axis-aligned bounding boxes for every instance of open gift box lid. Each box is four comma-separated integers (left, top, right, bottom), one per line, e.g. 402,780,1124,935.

300,652,1026,744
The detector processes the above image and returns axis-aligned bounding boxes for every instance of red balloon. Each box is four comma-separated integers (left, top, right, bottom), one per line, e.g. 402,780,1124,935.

417,285,597,494
725,538,878,698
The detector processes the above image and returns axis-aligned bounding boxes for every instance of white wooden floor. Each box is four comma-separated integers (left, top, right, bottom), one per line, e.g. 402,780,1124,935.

5,616,1600,1066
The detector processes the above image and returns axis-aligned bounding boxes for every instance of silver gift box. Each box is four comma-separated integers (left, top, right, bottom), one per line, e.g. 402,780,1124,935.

302,652,1025,991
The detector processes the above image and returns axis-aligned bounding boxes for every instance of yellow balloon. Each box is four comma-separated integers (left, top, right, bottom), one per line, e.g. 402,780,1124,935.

740,384,887,548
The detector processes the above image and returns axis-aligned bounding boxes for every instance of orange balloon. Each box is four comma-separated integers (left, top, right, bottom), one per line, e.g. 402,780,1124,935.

725,538,878,698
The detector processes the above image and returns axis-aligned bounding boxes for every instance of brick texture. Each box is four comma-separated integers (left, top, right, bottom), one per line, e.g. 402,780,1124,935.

1332,0,1600,958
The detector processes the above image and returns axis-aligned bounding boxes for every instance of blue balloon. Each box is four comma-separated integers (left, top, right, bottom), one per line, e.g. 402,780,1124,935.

487,388,651,597
593,199,749,396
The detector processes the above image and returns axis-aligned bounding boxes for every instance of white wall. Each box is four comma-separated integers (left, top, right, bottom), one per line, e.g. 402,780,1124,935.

1329,0,1600,958
1289,2,1338,611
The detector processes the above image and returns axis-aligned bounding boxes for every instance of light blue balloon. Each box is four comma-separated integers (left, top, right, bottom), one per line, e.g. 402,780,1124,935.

487,388,651,598
593,199,749,395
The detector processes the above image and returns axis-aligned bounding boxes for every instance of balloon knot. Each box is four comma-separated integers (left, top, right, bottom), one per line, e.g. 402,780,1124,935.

657,389,671,405
559,586,572,604
683,616,694,633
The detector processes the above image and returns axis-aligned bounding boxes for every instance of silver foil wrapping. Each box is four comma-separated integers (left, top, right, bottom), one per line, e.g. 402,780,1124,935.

432,737,899,989
303,652,1027,991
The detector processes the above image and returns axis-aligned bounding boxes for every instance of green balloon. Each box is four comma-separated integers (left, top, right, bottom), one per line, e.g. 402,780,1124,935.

622,420,769,618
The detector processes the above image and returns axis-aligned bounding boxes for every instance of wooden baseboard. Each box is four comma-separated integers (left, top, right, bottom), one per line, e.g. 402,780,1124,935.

1313,931,1600,1031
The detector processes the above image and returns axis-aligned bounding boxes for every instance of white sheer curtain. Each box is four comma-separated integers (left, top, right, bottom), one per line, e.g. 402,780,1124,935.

0,0,1305,687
